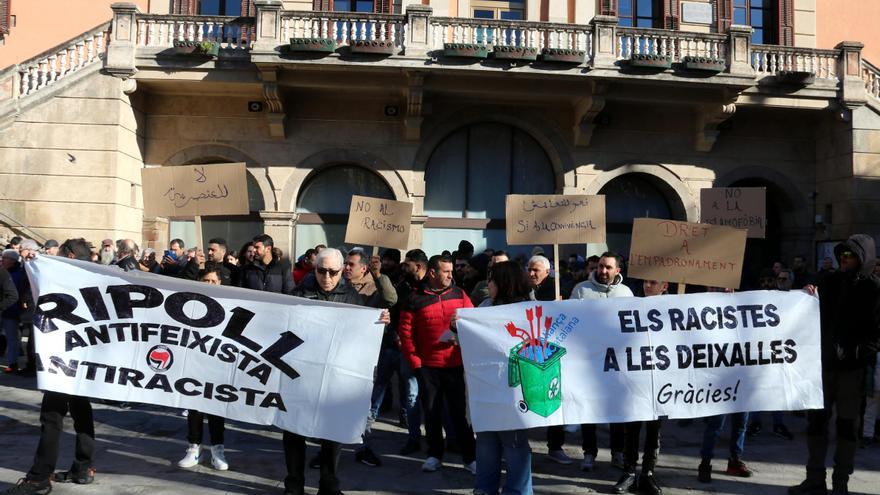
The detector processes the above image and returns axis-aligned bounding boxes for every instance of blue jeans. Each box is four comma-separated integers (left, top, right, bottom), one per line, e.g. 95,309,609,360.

3,318,19,368
700,412,749,461
370,348,421,442
475,430,533,495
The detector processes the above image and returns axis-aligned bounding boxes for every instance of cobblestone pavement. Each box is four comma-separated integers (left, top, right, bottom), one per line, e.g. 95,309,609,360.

0,374,877,494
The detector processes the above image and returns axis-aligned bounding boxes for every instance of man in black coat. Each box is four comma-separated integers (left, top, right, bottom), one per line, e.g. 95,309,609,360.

791,234,880,495
238,234,293,294
282,247,388,495
113,239,140,272
205,237,235,286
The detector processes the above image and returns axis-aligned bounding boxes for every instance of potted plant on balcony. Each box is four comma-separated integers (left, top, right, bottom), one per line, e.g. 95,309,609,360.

540,48,586,64
350,39,396,55
628,53,672,69
493,45,538,61
443,43,489,59
775,70,815,85
288,37,337,54
173,40,220,58
681,55,727,72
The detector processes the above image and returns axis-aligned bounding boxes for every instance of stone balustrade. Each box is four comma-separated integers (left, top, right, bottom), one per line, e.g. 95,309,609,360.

862,60,880,99
617,27,727,63
429,16,592,54
135,15,255,50
14,22,110,98
752,44,839,81
280,11,406,51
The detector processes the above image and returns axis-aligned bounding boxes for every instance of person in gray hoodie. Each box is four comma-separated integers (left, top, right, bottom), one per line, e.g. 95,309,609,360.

569,252,634,472
790,234,880,495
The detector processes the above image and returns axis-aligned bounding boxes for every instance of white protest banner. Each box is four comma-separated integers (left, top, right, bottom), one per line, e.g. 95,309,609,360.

26,256,383,444
457,290,822,432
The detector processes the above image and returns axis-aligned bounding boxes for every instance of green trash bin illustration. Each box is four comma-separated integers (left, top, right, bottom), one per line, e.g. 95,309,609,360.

508,341,567,418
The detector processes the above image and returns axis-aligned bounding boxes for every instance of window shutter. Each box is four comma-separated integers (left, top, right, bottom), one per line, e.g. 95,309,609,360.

375,0,391,13
0,0,11,35
241,0,255,16
172,0,198,15
778,0,793,45
600,0,616,16
715,0,732,33
663,0,680,29
313,0,333,11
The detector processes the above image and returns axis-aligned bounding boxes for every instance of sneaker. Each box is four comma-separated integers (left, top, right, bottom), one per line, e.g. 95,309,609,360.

581,453,595,472
612,472,637,494
639,471,663,495
464,461,477,475
398,439,421,456
547,449,574,465
422,456,442,472
725,457,753,477
210,445,229,471
53,467,95,484
4,478,51,495
788,478,827,495
773,424,794,441
177,443,201,468
355,447,382,467
747,422,762,437
611,451,626,470
697,460,712,483
3,364,18,374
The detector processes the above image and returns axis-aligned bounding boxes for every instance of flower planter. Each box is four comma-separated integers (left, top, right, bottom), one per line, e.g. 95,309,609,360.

289,37,337,54
776,70,815,85
681,56,726,72
540,48,586,64
628,54,672,69
493,45,538,61
443,43,489,59
173,40,220,58
349,39,396,55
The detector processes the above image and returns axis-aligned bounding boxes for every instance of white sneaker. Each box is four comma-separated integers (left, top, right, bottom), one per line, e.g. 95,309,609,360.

611,451,626,470
464,461,477,474
548,449,574,465
177,444,201,468
581,453,595,472
210,444,229,471
422,456,442,472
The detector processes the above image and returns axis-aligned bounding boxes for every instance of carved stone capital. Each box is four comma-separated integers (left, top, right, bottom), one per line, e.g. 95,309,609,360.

259,67,286,139
695,102,736,152
572,81,608,147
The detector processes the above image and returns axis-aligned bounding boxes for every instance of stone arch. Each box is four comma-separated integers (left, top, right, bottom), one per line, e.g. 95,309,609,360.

162,144,275,211
280,148,409,212
584,162,698,222
413,107,575,192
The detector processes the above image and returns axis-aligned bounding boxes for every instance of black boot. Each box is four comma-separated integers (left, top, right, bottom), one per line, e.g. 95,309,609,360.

639,470,662,495
697,459,712,483
612,471,637,494
788,478,827,495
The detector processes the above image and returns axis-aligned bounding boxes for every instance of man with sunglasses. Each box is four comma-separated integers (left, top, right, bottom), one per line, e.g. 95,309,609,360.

284,247,389,495
791,235,880,495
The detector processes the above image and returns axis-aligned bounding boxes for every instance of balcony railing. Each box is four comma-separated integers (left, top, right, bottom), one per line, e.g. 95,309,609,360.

862,59,880,100
280,11,406,51
429,16,592,55
617,27,727,63
135,15,255,51
752,45,838,81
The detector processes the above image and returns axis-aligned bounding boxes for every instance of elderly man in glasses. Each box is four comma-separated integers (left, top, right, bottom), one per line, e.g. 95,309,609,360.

283,247,390,495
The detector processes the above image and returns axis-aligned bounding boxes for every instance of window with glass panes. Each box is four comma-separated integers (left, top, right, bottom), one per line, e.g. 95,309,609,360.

199,0,243,15
733,0,778,44
471,0,524,20
617,0,662,28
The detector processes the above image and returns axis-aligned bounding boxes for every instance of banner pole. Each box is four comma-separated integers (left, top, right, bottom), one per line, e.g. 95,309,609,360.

194,215,204,251
553,244,561,300
372,246,379,258
678,282,686,295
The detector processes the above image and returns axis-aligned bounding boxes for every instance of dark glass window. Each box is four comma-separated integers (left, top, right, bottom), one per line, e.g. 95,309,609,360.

617,0,661,28
733,0,778,44
199,0,242,16
334,0,375,12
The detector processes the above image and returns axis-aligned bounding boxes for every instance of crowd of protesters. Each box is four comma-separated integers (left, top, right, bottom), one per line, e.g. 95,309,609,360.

0,232,878,495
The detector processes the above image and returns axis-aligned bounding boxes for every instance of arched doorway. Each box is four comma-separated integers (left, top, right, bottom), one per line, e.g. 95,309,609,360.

422,122,556,256
294,164,394,256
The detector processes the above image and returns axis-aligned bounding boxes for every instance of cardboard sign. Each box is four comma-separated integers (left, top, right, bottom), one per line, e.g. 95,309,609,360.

142,163,249,218
505,195,606,245
628,218,747,289
700,187,766,238
344,195,413,251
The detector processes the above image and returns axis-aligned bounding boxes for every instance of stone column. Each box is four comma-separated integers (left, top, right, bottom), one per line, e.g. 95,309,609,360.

260,211,295,259
105,3,140,79
727,25,754,76
590,15,618,69
404,5,433,58
837,41,867,110
253,0,283,54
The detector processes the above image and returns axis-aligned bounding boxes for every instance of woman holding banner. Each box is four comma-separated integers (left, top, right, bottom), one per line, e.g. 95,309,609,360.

473,261,534,495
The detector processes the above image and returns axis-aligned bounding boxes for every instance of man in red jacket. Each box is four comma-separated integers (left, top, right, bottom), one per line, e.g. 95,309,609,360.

398,254,476,474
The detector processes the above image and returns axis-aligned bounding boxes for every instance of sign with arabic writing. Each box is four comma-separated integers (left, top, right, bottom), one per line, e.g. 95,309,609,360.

345,195,413,251
700,187,766,239
505,194,606,245
141,163,249,218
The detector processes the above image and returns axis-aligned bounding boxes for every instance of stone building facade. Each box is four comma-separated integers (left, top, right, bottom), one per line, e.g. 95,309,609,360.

0,0,878,279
